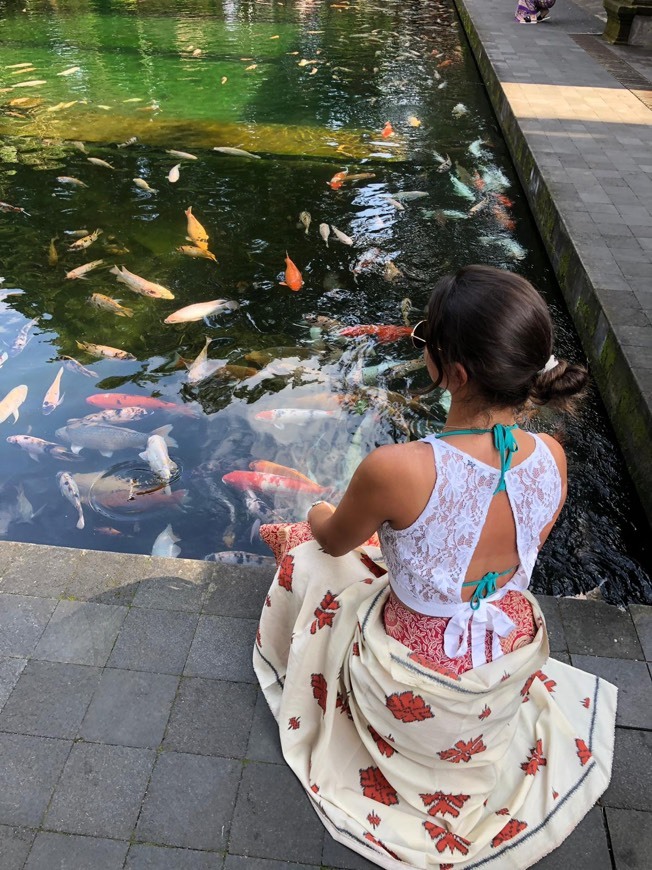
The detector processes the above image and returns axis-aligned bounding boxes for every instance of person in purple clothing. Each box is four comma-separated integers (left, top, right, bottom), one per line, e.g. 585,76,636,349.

515,0,556,23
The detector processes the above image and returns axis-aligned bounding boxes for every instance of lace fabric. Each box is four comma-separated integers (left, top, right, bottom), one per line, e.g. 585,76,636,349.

378,433,562,618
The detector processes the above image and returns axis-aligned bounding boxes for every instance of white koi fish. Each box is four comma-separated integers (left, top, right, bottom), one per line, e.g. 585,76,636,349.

57,471,85,529
139,434,177,495
42,366,64,415
166,150,197,160
212,146,260,159
151,524,181,558
6,435,82,462
109,265,174,299
167,164,181,183
330,225,354,246
164,299,237,324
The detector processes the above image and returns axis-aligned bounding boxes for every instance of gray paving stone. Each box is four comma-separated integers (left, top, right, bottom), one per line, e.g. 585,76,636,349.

0,656,27,712
163,677,256,758
229,762,324,864
107,608,198,674
605,807,652,870
225,858,318,870
537,595,567,652
0,594,57,657
602,728,652,811
558,600,643,659
44,743,155,838
571,655,652,729
203,565,273,619
532,807,611,869
0,824,36,870
323,835,379,870
63,549,145,605
550,651,571,665
79,668,179,748
25,832,129,869
0,660,100,738
246,689,284,764
131,572,206,612
136,752,241,851
184,616,257,683
31,600,127,666
0,733,71,826
126,844,223,869
629,604,652,660
0,544,80,597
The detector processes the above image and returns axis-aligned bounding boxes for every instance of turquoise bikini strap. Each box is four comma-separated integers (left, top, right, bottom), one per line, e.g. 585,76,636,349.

435,423,519,495
462,566,517,611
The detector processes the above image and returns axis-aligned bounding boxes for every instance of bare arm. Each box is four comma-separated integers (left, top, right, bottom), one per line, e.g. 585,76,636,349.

537,433,568,549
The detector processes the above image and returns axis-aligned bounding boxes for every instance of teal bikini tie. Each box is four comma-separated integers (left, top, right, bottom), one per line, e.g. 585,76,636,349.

434,423,520,610
435,423,519,494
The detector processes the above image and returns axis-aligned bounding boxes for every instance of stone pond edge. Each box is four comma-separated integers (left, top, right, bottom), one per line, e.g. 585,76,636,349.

452,0,652,528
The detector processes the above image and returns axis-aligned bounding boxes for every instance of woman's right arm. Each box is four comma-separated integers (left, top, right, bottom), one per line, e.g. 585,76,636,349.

537,433,568,550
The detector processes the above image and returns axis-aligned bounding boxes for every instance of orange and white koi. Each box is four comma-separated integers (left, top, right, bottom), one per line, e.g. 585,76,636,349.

68,228,103,251
338,325,412,343
255,408,338,428
222,470,329,497
327,170,348,190
86,393,197,416
249,460,316,486
381,121,394,138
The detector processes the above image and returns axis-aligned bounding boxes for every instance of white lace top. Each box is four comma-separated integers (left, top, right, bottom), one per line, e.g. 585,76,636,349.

378,432,562,666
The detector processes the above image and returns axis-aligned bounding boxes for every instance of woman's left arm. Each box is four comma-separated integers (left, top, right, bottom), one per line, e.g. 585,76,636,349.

308,447,397,557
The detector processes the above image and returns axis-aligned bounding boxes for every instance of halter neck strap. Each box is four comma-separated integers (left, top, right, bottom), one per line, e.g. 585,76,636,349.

435,423,519,494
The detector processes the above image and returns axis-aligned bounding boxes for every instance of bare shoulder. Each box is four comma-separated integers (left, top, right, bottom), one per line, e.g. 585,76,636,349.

356,441,433,486
536,432,567,479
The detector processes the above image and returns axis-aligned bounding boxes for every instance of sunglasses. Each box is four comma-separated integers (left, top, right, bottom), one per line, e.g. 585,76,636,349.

410,320,428,350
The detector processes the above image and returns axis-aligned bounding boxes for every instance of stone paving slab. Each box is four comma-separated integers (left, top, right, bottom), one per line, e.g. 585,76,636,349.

452,0,652,525
0,539,650,868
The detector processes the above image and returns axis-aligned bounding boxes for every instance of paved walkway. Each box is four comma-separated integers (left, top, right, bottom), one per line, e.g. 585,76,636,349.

0,541,650,869
453,0,652,525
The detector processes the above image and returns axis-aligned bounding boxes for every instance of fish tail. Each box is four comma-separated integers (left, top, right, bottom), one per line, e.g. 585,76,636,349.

76,513,85,529
121,307,134,318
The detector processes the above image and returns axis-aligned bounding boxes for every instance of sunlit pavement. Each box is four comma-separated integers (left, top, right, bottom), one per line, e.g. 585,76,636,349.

0,540,648,868
454,0,652,533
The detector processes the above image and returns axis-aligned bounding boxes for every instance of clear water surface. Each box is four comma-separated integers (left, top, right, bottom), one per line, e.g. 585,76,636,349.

0,0,650,604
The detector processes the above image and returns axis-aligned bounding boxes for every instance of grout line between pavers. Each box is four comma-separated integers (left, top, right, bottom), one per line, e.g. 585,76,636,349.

599,805,618,870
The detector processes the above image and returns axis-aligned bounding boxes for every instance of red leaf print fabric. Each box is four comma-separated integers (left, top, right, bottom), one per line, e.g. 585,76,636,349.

576,738,592,766
479,705,491,720
386,691,434,723
491,819,527,848
311,673,327,713
277,554,294,591
360,551,387,577
420,792,470,818
424,823,470,855
368,725,396,758
438,735,487,763
521,739,547,775
288,716,301,730
521,670,556,697
367,811,381,829
359,766,399,806
408,652,461,681
310,590,339,634
582,697,590,708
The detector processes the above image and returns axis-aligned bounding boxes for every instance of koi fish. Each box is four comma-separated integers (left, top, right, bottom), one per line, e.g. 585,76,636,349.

249,460,316,486
110,265,174,299
48,237,58,266
6,434,82,462
342,172,376,185
167,164,181,183
56,176,88,188
118,136,138,148
381,121,394,138
185,206,209,250
167,150,197,160
68,407,149,425
133,178,157,193
212,146,260,159
255,408,338,428
299,211,311,234
66,259,104,280
280,252,304,292
152,524,181,558
86,393,197,416
57,471,85,528
139,435,177,495
492,204,516,232
331,225,354,246
56,423,176,457
0,385,28,424
57,66,80,76
87,157,115,170
338,325,412,343
164,299,237,324
177,245,217,262
60,356,99,378
9,318,38,357
222,470,329,497
205,551,275,567
68,228,103,252
42,366,64,414
408,116,421,127
452,103,468,118
89,293,133,317
13,80,47,87
327,170,348,190
435,153,452,173
0,200,30,215
75,341,135,361
46,101,77,112
319,223,330,246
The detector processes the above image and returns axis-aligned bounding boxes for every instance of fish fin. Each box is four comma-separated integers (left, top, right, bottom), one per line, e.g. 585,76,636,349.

109,265,120,276
121,307,134,318
28,453,39,462
76,515,85,529
152,424,178,449
70,444,83,454
99,450,113,458
11,409,19,423
138,450,148,461
273,422,285,430
170,544,181,557
164,485,171,496
250,518,261,543
279,281,288,287
31,504,46,520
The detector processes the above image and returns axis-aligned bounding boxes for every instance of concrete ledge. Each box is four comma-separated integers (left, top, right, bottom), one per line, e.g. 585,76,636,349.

453,0,652,526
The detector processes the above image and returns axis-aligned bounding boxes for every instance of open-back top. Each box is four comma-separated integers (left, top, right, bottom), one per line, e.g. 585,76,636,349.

378,427,562,667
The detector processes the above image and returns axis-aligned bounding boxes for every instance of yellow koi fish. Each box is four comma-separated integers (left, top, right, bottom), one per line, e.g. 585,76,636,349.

89,293,133,318
76,341,135,361
66,259,104,280
0,385,28,424
185,207,209,250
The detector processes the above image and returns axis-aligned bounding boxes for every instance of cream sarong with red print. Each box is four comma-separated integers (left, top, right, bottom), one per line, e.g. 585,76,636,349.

254,540,617,870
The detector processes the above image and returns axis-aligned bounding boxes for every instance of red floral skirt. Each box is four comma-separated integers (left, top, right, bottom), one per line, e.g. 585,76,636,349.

384,589,537,676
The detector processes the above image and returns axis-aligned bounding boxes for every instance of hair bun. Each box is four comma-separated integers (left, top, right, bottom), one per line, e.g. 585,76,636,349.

530,359,588,413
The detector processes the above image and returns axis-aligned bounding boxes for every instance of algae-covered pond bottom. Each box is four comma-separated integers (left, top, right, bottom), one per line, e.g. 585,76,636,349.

0,0,649,604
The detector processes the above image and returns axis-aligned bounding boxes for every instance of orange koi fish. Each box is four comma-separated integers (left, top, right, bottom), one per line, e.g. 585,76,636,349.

338,325,412,343
327,170,348,190
249,460,316,486
492,204,515,232
438,59,453,69
222,470,328,498
280,252,304,292
381,121,394,138
495,193,515,208
86,393,198,416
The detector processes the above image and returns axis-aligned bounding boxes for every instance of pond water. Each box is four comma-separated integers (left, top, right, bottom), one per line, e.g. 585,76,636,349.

0,0,650,604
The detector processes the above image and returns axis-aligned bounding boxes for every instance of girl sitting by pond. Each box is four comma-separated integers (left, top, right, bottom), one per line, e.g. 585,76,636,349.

255,265,616,869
